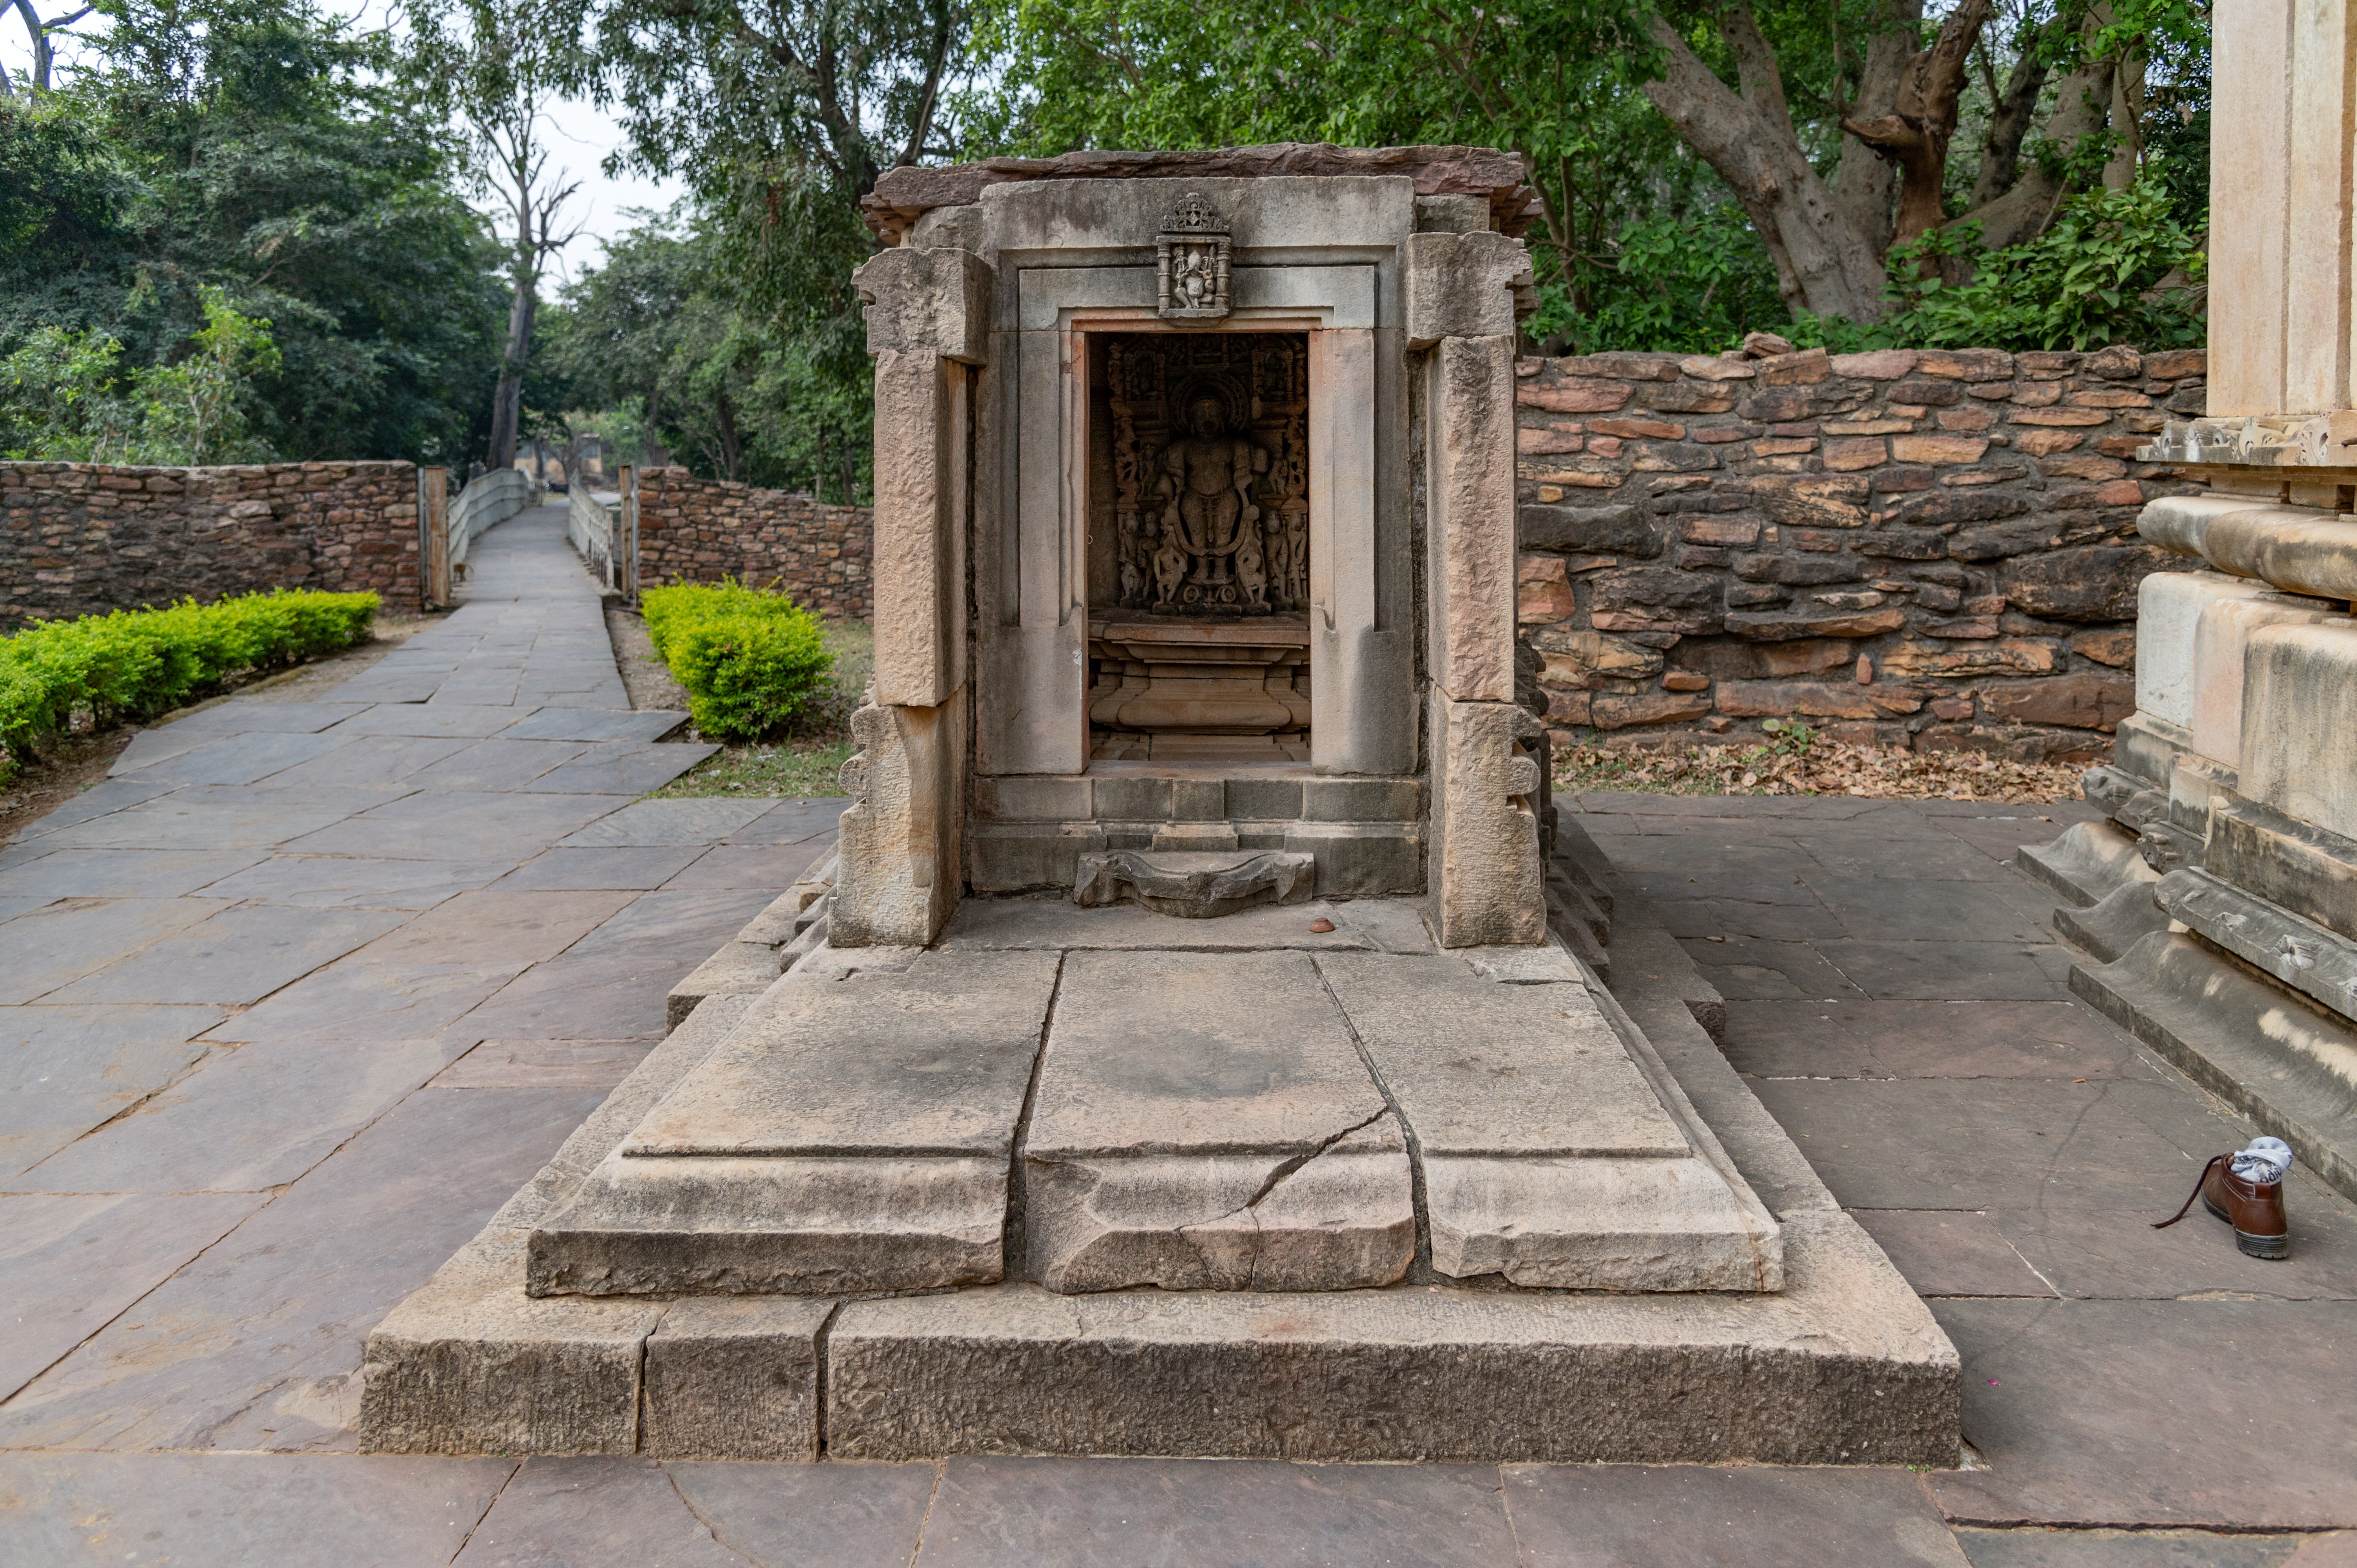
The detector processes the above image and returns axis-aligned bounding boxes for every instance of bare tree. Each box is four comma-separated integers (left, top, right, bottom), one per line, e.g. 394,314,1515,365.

3,0,94,94
475,93,583,474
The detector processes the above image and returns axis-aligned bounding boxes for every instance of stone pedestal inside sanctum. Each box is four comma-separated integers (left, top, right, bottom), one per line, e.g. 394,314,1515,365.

355,145,1961,1466
2018,0,2357,1204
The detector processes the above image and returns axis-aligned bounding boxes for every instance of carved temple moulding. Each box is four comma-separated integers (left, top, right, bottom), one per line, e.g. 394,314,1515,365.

1156,194,1232,323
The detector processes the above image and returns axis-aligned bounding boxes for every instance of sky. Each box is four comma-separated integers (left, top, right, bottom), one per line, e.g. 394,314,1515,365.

0,1,684,271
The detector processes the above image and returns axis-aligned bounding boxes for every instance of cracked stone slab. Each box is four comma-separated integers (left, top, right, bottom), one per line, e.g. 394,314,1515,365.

1022,950,1412,1293
1319,952,1781,1291
527,950,1060,1294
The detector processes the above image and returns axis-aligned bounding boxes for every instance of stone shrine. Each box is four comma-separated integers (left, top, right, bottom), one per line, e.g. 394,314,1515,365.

2020,0,2357,1203
359,146,1959,1465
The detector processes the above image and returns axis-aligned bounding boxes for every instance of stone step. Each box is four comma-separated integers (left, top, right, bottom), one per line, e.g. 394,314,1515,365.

528,949,1062,1296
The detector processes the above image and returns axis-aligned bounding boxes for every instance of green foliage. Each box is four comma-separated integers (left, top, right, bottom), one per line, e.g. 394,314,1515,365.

0,588,376,785
640,580,837,743
1,285,281,462
0,0,506,468
1789,177,2207,354
543,205,872,501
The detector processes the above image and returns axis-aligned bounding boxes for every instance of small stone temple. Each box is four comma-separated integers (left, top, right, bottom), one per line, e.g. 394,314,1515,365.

830,147,1557,949
358,147,1959,1466
2021,0,2357,1203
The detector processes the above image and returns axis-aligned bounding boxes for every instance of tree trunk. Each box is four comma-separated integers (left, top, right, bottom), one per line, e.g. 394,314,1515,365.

487,273,535,472
1839,0,1996,247
715,392,742,481
1827,0,1924,261
1970,41,2048,210
1954,55,2119,249
2104,43,2146,190
1639,12,1889,321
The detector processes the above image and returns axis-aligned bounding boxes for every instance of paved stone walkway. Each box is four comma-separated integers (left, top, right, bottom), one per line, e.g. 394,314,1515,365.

2,509,2352,1563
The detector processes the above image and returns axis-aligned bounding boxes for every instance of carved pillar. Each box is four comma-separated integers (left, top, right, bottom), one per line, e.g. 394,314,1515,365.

1405,230,1545,946
836,246,991,948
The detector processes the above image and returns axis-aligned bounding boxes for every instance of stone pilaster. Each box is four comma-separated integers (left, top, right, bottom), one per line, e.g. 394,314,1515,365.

836,246,993,948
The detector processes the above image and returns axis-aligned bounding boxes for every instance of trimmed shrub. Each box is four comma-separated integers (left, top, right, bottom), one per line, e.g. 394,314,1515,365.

640,580,836,742
0,589,377,786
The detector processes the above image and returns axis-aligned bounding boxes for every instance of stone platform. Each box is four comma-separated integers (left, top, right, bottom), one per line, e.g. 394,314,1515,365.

358,829,1959,1464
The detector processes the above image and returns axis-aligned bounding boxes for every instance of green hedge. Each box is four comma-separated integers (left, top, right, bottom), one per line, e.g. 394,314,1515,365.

0,589,378,786
641,580,835,743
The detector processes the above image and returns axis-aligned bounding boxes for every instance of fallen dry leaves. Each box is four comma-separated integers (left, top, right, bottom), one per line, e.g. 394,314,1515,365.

1553,735,2085,803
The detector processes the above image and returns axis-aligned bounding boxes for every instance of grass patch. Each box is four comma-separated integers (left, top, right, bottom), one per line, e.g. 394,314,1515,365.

648,620,872,800
1555,720,2086,803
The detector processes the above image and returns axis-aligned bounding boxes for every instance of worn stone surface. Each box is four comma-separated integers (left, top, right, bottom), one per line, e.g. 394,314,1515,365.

1428,335,1521,704
1023,949,1410,1293
829,1206,1952,1463
1071,848,1314,917
529,950,1058,1294
1428,692,1547,948
832,694,962,948
641,1297,831,1460
1402,230,1534,346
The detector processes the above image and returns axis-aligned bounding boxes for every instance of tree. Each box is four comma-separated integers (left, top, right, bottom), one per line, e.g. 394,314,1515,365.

544,202,874,500
4,0,95,95
971,0,2204,329
1,0,508,464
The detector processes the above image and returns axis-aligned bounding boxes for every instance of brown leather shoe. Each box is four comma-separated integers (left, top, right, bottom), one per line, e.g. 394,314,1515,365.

2154,1154,2290,1260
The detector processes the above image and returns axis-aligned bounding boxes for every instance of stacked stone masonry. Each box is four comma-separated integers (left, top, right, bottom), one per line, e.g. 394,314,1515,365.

632,467,873,621
0,460,420,630
1513,344,2209,762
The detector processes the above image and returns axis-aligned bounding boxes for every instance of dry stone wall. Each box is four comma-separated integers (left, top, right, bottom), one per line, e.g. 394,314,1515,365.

0,460,419,631
633,467,873,621
1513,344,2208,761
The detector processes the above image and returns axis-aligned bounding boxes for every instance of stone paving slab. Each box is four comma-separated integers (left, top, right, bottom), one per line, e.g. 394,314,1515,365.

184,853,505,909
1502,1463,1968,1567
253,733,477,790
557,797,777,847
207,958,530,1043
109,729,361,788
912,1455,1520,1568
37,785,403,851
517,741,719,795
5,1037,465,1195
0,1192,266,1400
1927,1299,2357,1530
728,797,854,844
164,699,376,733
564,889,775,960
327,704,537,738
406,738,593,792
0,1084,606,1453
0,846,270,900
4,777,182,841
1851,1209,2060,1299
434,1040,656,1091
0,898,233,1004
42,904,406,1005
449,954,695,1042
498,708,687,743
350,889,636,969
281,791,638,860
661,841,832,890
0,1452,516,1566
1953,1528,2317,1567
0,1005,225,1179
490,846,709,890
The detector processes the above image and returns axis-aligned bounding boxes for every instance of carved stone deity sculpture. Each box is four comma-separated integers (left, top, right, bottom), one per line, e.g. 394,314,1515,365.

1154,396,1269,614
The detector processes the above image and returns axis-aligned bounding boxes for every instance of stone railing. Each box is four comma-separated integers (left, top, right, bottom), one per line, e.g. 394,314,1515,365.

1514,344,2207,761
633,467,872,620
449,467,531,567
0,460,419,630
567,483,627,592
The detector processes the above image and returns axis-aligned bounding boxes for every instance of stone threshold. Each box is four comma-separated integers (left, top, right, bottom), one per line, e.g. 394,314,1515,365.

357,836,1961,1465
